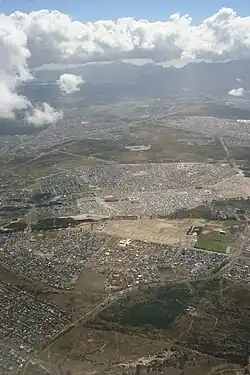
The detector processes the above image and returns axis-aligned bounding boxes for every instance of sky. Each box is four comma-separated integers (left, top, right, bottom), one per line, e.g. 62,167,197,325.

1,0,249,23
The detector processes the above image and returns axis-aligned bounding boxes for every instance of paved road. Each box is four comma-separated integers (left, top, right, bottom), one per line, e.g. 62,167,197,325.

217,223,249,276
219,136,241,173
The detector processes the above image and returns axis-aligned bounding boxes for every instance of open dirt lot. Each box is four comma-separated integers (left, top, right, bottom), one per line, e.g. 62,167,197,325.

23,326,236,375
80,218,234,247
99,218,196,246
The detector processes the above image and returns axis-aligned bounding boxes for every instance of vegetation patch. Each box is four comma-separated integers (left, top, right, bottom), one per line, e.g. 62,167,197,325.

25,182,41,195
89,279,250,366
196,231,233,253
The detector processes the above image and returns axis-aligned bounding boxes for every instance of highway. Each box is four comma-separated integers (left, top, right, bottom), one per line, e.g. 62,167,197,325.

219,136,241,172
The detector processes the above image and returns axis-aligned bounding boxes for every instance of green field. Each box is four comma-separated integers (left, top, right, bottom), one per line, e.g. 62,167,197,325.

26,182,41,195
196,231,233,253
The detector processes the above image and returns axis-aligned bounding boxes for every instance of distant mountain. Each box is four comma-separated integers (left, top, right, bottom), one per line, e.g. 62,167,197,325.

19,60,250,106
34,59,250,89
1,60,248,136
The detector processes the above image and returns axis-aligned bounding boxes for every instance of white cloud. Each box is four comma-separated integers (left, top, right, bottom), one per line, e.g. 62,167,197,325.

57,73,84,95
228,88,245,97
0,12,61,125
25,103,63,127
10,8,250,66
0,83,31,119
0,8,250,121
0,14,32,120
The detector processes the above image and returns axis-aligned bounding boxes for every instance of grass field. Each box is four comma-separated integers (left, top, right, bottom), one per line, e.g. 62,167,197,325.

26,182,41,195
60,125,226,164
196,231,233,253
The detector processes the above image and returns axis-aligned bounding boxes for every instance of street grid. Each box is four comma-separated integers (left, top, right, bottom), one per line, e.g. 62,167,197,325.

0,281,70,375
2,106,250,374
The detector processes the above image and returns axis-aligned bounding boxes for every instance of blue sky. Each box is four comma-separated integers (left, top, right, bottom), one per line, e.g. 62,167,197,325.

1,0,249,23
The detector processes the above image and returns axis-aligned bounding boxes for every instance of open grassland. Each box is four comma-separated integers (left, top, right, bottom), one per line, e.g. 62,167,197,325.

196,232,233,253
88,279,250,367
55,125,227,165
